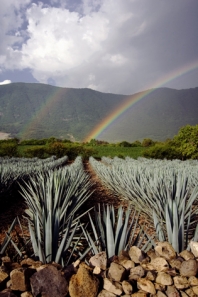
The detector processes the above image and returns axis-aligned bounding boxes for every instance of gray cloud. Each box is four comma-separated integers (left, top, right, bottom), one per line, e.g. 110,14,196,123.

0,0,198,94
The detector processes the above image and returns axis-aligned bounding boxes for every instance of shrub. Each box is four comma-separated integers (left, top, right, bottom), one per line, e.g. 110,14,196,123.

143,143,181,159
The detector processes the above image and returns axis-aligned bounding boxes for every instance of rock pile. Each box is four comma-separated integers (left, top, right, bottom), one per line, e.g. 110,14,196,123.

0,241,198,297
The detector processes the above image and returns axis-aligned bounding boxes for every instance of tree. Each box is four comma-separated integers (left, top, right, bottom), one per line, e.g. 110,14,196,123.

173,124,198,159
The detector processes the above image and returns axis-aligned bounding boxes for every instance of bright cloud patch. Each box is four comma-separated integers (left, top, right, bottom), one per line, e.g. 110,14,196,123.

0,80,12,85
0,0,198,94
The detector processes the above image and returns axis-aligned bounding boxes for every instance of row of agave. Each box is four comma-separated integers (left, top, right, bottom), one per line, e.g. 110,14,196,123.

0,155,153,266
0,155,68,197
90,156,198,253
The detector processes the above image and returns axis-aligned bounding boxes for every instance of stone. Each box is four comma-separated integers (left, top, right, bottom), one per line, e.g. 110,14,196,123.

132,291,148,297
97,290,116,297
180,291,189,297
157,292,167,297
192,286,198,295
21,292,33,297
189,241,198,258
20,258,42,269
0,270,9,284
155,242,176,261
166,285,180,297
147,249,158,260
179,250,195,260
137,278,156,294
173,276,189,290
10,268,35,291
146,270,157,281
119,259,135,270
129,265,145,280
179,259,197,276
180,292,190,297
155,283,166,291
122,280,133,294
0,289,18,297
89,252,107,270
129,246,147,263
103,278,123,295
30,264,68,297
150,257,169,272
169,257,183,270
185,288,197,297
156,271,173,286
108,262,126,282
93,266,101,275
69,263,99,297
188,276,198,286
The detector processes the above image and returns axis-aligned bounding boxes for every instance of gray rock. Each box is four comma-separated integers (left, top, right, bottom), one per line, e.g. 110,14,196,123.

30,264,68,297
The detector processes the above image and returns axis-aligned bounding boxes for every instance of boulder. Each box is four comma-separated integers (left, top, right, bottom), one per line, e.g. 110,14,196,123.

10,268,35,291
129,265,145,280
122,280,133,295
89,252,107,270
97,289,116,297
179,259,197,277
155,242,176,261
103,278,123,295
137,278,156,294
189,241,198,258
30,264,68,297
69,263,99,297
0,289,17,297
150,257,169,272
108,262,126,282
173,276,189,290
179,250,195,261
129,246,147,263
156,272,173,286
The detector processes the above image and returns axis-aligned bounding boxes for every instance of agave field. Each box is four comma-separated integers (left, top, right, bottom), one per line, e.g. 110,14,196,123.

89,156,198,253
1,155,198,267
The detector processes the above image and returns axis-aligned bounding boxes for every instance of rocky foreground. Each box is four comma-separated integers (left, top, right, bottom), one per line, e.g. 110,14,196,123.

1,241,198,297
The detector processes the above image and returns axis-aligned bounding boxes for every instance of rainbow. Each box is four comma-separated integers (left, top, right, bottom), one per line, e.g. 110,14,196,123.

83,59,198,142
19,85,67,139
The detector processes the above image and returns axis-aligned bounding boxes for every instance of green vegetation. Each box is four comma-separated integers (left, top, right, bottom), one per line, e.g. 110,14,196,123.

143,124,198,160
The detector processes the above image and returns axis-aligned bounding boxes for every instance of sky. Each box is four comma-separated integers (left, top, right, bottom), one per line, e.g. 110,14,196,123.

0,0,198,95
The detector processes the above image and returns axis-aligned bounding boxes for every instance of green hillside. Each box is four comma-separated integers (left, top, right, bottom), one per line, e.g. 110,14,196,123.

0,83,198,142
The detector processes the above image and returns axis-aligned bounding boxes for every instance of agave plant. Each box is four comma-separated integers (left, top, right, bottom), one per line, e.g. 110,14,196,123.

19,158,93,265
153,181,198,253
81,204,153,259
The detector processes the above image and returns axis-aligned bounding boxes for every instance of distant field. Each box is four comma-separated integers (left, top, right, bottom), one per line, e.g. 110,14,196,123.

86,145,146,159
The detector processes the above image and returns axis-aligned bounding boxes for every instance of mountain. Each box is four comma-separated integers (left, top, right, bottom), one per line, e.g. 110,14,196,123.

0,83,198,142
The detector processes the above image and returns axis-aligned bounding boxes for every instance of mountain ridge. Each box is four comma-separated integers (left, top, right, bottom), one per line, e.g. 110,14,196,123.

0,83,198,142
